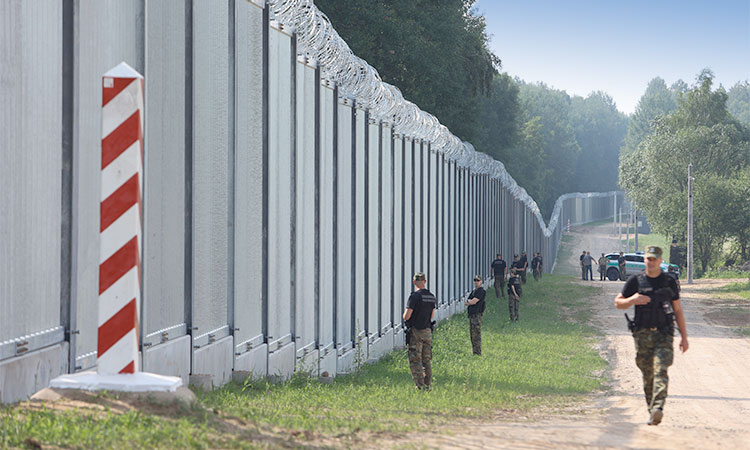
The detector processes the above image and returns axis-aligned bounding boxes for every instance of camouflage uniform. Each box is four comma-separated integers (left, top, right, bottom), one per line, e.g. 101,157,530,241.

494,277,505,298
469,314,482,355
507,277,520,321
408,328,432,388
634,328,674,412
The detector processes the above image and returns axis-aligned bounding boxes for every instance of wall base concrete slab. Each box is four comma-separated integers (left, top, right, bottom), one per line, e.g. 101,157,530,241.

0,342,68,404
336,347,356,375
233,344,267,380
296,348,318,375
368,329,393,361
318,348,336,377
267,342,294,381
191,335,233,389
448,302,456,317
143,335,191,386
393,328,405,350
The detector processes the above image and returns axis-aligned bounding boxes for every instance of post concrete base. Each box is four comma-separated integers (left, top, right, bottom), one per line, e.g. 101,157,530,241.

142,335,191,386
233,343,267,380
49,371,182,392
318,347,336,377
0,342,68,404
191,335,233,389
267,342,294,381
448,302,456,317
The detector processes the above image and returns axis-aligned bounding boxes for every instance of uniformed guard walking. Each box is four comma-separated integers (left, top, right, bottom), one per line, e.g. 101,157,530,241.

507,266,521,321
491,253,507,298
465,275,486,355
403,272,437,390
615,246,689,426
532,252,543,281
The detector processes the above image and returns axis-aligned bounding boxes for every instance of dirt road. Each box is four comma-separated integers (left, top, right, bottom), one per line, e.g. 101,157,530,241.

397,222,750,449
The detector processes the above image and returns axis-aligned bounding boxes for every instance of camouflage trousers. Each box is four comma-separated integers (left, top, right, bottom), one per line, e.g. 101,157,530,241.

469,313,482,355
634,328,674,412
408,328,433,388
508,293,519,321
494,277,505,297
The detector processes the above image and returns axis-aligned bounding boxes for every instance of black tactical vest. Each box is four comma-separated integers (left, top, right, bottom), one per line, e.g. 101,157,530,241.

633,273,675,334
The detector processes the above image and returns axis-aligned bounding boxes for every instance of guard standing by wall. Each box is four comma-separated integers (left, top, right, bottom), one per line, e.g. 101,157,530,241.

511,254,523,297
507,267,521,321
615,246,689,426
403,272,437,390
465,275,486,355
491,253,507,298
519,251,528,284
580,250,587,280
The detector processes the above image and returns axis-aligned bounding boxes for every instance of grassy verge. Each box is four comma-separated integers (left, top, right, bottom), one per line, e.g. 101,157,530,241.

700,269,750,280
2,276,605,448
714,281,750,300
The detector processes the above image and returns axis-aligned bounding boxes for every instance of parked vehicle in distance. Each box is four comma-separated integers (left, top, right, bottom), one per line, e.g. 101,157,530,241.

604,252,680,281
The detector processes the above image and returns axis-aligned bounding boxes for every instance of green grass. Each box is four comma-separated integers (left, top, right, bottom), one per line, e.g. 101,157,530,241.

714,281,750,300
700,269,750,280
2,276,606,447
200,276,605,433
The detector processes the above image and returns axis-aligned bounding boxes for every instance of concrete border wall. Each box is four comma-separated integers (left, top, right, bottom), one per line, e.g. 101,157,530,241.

0,0,624,403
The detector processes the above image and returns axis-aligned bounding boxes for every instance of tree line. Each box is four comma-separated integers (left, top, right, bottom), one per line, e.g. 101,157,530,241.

315,1,749,268
620,72,750,273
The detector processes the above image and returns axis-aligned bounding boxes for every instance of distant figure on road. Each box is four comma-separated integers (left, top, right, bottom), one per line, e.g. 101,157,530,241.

580,250,587,280
491,253,507,298
582,251,595,281
598,253,608,281
614,246,689,426
403,272,436,390
618,251,627,281
465,275,486,355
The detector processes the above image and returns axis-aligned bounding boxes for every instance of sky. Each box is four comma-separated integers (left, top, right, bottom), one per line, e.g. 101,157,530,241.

474,0,750,115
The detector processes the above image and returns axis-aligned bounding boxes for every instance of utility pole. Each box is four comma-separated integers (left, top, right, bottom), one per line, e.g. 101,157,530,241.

634,202,638,252
613,193,617,236
626,203,630,253
688,163,694,284
618,207,622,251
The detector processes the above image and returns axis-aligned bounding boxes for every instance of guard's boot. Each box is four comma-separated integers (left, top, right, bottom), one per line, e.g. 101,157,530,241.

647,408,663,426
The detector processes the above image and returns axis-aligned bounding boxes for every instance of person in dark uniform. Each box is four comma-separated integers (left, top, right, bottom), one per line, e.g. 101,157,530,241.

465,275,486,355
512,254,524,296
618,251,627,281
519,251,528,284
507,267,521,321
403,272,437,390
532,252,543,280
615,246,689,426
491,253,507,298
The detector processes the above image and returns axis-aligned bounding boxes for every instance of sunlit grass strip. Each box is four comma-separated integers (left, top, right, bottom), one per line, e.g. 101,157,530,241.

0,275,606,446
200,275,606,433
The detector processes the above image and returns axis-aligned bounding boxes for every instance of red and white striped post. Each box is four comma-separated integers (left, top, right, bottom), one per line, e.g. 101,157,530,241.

48,62,180,392
98,62,144,375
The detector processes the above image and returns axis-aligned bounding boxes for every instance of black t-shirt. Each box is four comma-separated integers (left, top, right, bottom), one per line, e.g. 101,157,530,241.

491,259,506,276
532,256,542,268
407,289,437,329
519,255,528,268
621,273,680,329
618,256,626,265
467,287,486,316
513,260,524,270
